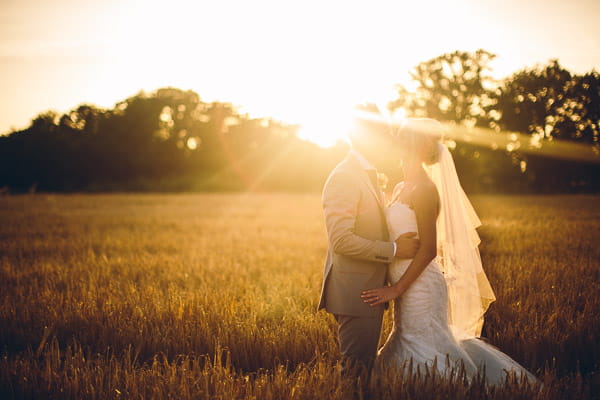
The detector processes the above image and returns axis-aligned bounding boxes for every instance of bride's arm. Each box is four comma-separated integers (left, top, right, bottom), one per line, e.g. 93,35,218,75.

361,182,439,306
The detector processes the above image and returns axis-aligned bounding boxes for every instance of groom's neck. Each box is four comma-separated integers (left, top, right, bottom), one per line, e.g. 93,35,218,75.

352,145,378,168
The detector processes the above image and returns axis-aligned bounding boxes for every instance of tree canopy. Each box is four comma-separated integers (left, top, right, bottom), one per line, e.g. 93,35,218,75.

1,50,599,194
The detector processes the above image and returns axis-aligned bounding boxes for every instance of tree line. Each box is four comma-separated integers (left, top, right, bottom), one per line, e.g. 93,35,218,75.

1,50,599,193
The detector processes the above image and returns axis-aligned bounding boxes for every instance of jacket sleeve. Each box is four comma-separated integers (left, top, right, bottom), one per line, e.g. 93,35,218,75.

322,171,395,264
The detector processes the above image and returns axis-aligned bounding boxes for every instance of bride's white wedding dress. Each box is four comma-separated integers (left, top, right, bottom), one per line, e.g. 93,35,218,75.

377,200,537,385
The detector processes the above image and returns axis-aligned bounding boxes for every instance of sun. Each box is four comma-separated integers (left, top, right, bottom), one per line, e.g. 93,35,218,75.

296,104,408,148
296,108,353,148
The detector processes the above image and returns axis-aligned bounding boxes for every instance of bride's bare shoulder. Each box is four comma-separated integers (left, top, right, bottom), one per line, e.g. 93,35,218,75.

413,179,440,212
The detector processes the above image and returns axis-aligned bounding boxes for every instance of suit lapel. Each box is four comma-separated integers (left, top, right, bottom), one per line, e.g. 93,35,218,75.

345,154,385,208
340,153,390,241
361,170,385,207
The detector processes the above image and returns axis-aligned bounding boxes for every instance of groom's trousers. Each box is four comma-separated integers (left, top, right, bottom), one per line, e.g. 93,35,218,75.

335,314,383,375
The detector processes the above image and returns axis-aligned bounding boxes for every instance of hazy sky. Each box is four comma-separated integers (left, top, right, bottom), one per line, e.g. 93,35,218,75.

1,0,599,135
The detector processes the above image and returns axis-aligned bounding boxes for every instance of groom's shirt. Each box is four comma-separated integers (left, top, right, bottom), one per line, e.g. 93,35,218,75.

350,149,397,256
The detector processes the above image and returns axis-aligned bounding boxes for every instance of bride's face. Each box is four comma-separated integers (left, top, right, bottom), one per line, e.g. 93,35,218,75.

396,133,438,172
395,130,436,166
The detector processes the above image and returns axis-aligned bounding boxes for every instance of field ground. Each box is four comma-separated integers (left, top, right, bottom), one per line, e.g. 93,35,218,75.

0,193,599,399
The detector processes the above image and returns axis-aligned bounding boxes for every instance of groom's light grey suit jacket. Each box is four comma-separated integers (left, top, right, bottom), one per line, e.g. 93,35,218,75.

318,152,396,318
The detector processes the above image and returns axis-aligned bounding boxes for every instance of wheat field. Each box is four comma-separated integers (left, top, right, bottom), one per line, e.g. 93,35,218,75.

0,193,598,399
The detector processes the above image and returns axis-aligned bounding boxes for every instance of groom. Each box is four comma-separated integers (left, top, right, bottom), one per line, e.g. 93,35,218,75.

318,106,419,376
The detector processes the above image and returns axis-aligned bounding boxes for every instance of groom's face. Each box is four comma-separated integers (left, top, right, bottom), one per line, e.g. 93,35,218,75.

378,132,400,167
347,109,400,166
352,125,396,168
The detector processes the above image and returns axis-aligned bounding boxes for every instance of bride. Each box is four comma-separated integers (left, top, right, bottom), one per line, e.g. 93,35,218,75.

361,118,537,385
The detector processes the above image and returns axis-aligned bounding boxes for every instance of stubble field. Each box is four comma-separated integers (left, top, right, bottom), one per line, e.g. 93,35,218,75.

0,193,598,399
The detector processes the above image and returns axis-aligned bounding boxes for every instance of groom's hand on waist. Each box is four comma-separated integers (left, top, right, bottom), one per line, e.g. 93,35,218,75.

394,232,419,259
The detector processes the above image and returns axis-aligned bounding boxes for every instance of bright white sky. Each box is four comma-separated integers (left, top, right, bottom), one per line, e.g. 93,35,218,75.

1,0,599,145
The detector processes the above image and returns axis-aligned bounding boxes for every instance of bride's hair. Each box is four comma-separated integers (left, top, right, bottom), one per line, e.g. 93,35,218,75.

396,118,444,165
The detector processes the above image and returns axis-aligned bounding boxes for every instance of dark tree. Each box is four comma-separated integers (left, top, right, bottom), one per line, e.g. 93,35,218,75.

390,53,600,193
488,61,573,138
1,55,599,194
560,71,600,144
390,49,496,125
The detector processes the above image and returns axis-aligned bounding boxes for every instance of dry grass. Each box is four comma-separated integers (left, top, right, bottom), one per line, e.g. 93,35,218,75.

0,193,598,399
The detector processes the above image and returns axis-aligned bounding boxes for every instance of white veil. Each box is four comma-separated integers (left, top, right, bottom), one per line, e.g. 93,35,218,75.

425,143,496,339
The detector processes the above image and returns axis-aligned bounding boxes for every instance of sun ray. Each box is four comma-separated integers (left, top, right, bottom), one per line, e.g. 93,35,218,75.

441,123,600,164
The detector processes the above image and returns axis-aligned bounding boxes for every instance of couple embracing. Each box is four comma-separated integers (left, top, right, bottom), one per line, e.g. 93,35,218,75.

318,107,537,386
